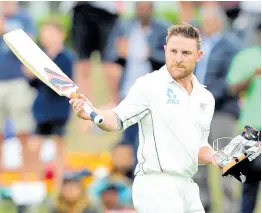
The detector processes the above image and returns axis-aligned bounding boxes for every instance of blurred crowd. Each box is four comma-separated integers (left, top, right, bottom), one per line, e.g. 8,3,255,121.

0,1,261,213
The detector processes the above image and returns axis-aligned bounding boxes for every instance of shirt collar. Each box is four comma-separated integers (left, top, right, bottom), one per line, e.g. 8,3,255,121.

134,20,152,36
160,65,207,88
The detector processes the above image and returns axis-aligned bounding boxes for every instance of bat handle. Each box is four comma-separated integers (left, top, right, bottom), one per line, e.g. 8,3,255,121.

70,92,104,125
83,102,104,125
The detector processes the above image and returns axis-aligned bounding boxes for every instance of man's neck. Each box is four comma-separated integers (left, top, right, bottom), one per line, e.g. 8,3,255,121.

46,44,64,59
176,74,194,95
139,18,151,28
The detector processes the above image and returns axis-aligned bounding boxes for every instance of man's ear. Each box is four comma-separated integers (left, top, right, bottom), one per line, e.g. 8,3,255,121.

196,50,203,62
164,45,167,52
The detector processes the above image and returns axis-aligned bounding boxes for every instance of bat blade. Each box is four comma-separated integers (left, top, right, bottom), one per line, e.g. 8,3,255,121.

3,29,105,125
3,29,78,97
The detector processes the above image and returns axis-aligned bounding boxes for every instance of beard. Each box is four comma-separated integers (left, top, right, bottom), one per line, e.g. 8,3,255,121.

167,63,195,80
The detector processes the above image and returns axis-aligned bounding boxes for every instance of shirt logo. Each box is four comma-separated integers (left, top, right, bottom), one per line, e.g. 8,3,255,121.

44,67,76,92
166,88,179,104
200,103,207,112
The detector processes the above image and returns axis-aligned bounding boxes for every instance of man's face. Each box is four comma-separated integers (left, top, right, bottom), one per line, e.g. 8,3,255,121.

61,181,83,204
135,2,153,22
199,6,222,36
164,35,203,80
1,2,18,16
101,190,119,209
40,25,64,49
200,15,221,36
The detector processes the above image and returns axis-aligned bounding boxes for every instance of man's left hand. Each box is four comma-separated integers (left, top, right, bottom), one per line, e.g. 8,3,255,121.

211,154,223,170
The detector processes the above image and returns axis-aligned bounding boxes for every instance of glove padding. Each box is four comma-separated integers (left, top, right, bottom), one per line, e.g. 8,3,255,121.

213,126,261,184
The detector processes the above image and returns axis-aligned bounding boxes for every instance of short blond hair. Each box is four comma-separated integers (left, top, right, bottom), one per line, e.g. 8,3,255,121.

41,19,65,33
166,23,201,49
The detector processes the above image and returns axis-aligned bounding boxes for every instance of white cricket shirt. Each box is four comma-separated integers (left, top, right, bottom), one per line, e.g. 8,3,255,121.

112,65,215,178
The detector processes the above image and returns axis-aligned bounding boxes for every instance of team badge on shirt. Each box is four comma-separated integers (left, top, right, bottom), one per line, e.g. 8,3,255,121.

200,103,207,112
166,88,179,104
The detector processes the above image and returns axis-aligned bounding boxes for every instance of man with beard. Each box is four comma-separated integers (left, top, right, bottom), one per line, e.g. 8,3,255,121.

70,23,220,213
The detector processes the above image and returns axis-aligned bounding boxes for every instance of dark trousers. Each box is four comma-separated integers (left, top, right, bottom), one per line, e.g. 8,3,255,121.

241,182,260,213
122,124,139,147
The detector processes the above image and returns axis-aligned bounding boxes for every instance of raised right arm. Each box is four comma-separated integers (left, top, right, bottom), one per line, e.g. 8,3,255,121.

70,76,150,132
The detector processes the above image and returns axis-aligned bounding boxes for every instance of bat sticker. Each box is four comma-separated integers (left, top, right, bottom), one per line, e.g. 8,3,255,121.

44,67,76,92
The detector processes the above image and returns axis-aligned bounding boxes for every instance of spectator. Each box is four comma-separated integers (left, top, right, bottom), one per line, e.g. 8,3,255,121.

69,1,122,108
178,2,196,23
22,19,75,188
51,170,97,213
89,179,133,210
0,1,36,173
227,22,261,213
219,1,240,25
89,144,134,208
233,1,261,48
111,143,135,181
105,1,169,152
98,182,137,213
193,3,241,213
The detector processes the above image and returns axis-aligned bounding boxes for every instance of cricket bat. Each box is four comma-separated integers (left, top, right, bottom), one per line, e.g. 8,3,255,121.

3,29,104,125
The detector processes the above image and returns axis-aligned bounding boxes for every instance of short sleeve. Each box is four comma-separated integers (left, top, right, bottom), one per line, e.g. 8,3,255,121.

111,76,150,130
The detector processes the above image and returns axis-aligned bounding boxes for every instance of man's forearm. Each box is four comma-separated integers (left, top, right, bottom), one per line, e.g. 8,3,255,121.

198,146,215,165
95,110,123,132
228,76,254,95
